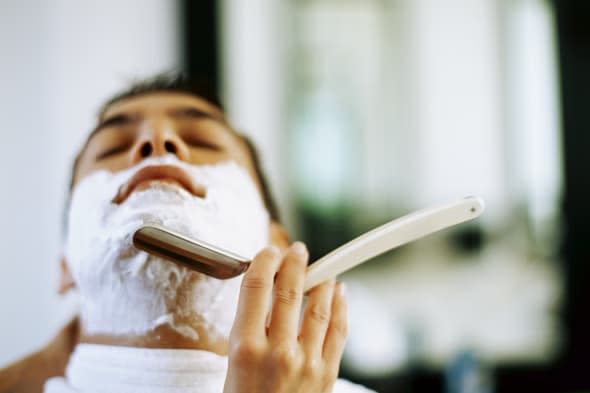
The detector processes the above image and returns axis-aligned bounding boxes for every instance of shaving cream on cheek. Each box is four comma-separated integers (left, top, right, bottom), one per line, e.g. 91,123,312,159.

65,156,269,341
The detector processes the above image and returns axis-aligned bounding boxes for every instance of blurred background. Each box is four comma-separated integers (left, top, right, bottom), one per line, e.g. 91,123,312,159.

0,0,588,391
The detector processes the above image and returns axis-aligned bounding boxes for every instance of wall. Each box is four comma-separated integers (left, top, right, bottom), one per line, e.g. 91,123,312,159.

0,0,180,365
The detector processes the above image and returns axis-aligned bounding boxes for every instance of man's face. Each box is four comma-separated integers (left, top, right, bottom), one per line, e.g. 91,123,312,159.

74,92,258,191
64,92,276,345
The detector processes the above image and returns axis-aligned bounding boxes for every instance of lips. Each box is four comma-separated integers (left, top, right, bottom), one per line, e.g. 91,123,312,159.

112,165,206,204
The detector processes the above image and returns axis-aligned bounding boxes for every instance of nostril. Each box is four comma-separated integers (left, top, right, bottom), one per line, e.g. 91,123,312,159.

164,141,177,154
140,142,153,157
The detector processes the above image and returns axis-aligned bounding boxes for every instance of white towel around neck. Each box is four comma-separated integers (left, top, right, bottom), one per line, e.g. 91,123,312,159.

44,344,375,393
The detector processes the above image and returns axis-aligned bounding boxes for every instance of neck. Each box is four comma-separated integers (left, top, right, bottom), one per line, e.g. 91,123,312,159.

78,324,229,355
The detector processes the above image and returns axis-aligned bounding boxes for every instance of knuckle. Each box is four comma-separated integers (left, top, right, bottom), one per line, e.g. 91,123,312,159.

335,322,349,340
241,274,269,291
330,318,349,341
256,246,280,262
274,287,301,306
301,358,320,379
336,322,348,339
308,303,330,324
230,339,265,364
285,250,308,266
271,346,299,373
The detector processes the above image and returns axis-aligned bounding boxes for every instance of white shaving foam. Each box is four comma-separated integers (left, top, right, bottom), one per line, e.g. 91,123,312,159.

65,155,269,341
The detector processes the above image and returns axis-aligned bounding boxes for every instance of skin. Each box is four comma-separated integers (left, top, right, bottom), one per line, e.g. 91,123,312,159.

0,318,78,393
0,92,348,393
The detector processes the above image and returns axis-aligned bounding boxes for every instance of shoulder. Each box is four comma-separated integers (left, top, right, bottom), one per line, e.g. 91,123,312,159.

333,378,377,393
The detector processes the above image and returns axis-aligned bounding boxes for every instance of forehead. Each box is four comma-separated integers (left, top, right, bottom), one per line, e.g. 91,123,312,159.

101,91,226,120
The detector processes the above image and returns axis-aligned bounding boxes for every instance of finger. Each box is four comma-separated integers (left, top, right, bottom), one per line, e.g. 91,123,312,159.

299,279,335,358
268,242,308,343
322,282,348,366
232,246,282,338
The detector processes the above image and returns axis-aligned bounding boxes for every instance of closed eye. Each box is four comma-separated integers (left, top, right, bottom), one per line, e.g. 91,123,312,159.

96,144,130,160
99,114,135,129
184,138,223,151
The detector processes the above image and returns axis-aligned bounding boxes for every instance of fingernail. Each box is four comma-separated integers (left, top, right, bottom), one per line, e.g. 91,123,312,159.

291,242,307,255
337,282,347,297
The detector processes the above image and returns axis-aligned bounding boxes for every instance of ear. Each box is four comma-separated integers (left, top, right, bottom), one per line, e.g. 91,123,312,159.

269,221,290,250
58,256,76,295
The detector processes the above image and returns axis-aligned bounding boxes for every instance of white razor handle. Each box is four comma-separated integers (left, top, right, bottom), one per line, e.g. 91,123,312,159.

303,196,485,292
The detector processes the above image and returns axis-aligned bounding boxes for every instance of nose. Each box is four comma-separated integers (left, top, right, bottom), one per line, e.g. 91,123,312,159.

130,120,188,164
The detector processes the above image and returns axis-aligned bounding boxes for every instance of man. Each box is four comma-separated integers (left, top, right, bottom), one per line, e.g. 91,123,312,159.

0,75,374,393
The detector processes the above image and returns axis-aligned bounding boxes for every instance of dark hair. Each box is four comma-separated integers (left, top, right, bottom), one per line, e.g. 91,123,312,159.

98,73,225,118
68,73,280,222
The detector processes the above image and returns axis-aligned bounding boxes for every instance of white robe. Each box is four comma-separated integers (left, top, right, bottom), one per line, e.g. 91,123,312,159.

44,344,375,393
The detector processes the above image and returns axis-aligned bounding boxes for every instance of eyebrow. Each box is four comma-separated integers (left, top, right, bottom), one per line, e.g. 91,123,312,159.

99,113,139,129
168,106,226,123
88,112,140,141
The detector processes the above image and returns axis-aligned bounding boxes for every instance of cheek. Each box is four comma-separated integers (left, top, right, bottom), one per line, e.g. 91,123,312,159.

229,148,264,199
77,155,128,181
97,157,130,173
186,150,233,165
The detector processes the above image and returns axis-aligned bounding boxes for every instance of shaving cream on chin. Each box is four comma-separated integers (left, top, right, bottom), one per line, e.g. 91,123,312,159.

64,155,270,341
